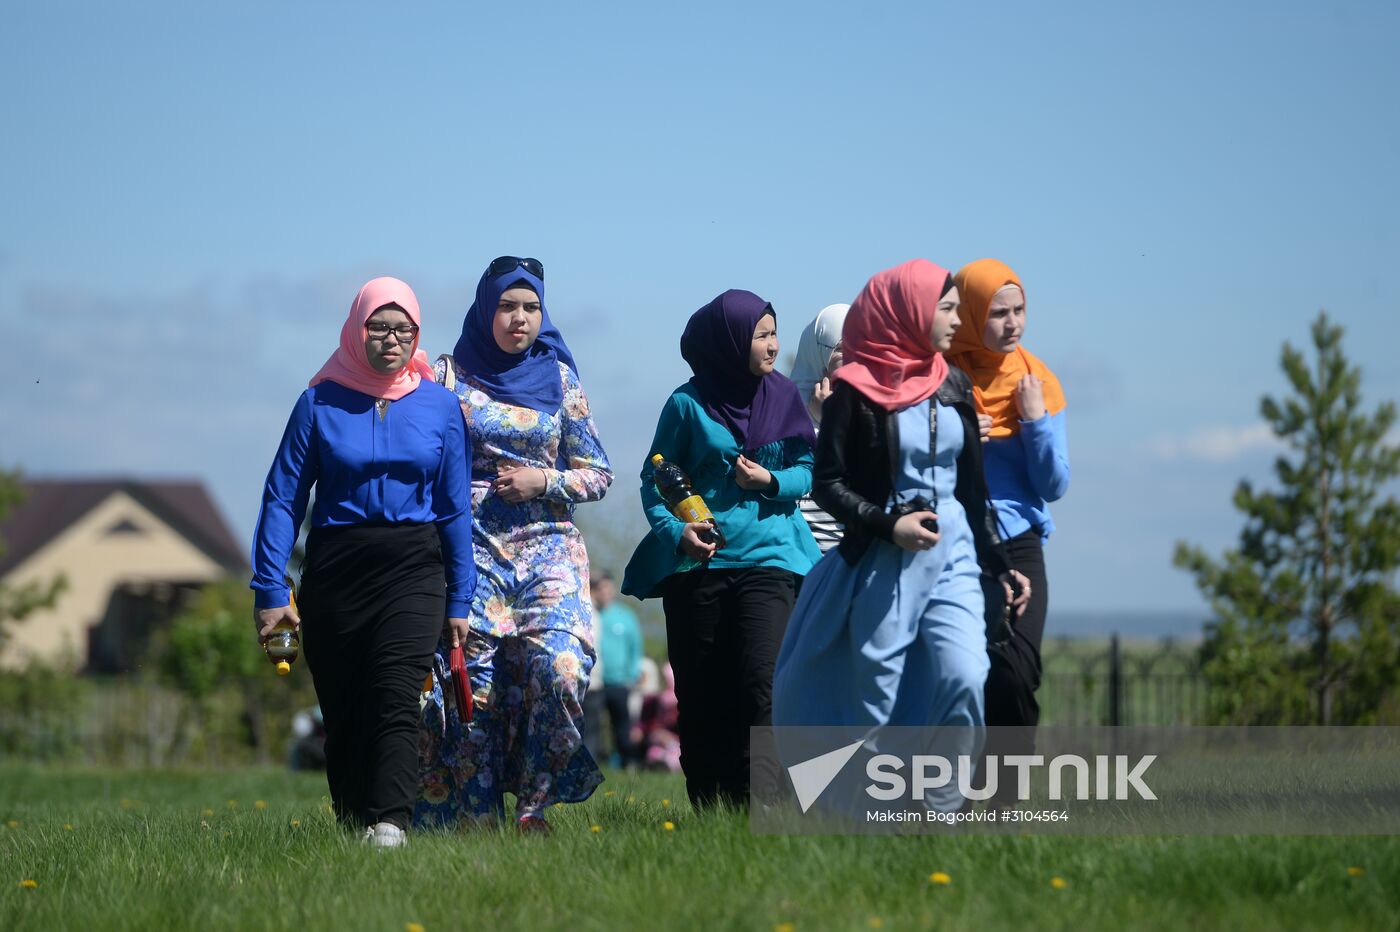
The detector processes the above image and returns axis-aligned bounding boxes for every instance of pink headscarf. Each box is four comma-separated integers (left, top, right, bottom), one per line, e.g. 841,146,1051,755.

309,277,436,401
832,260,952,412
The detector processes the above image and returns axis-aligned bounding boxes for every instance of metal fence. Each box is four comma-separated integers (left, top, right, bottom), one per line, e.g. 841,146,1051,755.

1038,634,1206,727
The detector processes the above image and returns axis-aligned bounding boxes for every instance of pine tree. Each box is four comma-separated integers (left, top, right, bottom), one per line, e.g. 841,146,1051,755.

1174,312,1400,724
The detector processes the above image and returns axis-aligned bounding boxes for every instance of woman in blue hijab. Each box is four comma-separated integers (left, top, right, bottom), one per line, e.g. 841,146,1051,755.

415,256,613,834
623,290,821,809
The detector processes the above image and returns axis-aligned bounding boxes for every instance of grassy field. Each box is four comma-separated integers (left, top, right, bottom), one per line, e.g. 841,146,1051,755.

2,764,1397,932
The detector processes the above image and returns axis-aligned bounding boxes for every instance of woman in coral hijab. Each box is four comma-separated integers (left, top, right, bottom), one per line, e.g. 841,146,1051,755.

949,258,1069,810
772,260,1030,812
250,277,474,848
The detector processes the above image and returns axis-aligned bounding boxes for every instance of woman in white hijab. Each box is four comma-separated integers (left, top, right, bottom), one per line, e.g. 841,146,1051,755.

787,303,849,553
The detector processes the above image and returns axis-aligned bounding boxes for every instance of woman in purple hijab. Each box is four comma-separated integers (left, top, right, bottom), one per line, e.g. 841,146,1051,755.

623,290,821,809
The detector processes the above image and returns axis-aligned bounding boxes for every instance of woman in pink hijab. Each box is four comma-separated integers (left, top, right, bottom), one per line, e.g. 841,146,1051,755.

250,277,475,848
772,260,1029,813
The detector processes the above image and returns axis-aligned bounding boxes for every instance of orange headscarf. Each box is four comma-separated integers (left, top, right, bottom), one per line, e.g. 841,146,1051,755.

948,259,1065,438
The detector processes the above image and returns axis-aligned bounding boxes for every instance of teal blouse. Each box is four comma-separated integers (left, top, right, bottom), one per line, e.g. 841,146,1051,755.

622,383,822,599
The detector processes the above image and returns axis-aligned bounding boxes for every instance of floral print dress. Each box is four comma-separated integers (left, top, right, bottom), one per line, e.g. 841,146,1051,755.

416,359,613,825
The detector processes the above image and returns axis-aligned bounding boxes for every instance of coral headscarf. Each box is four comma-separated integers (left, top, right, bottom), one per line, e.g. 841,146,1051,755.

309,276,435,400
832,260,952,412
949,259,1065,438
788,303,851,404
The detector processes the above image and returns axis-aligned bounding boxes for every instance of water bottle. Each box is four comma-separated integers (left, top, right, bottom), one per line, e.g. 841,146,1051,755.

263,582,300,676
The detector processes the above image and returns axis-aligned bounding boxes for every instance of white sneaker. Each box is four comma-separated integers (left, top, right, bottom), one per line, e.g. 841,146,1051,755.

368,822,407,848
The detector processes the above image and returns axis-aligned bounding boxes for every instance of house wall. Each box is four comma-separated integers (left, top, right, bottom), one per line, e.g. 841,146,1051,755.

0,491,230,670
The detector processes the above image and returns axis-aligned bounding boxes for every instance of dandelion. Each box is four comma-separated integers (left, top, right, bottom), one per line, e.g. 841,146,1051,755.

867,918,885,929
661,799,670,807
290,820,302,827
5,820,18,829
202,809,214,817
406,924,426,932
626,795,636,803
663,821,675,831
554,802,565,809
774,923,796,932
226,800,238,809
1347,866,1365,878
19,879,38,889
63,824,73,831
604,790,616,798
929,871,951,886
590,825,602,833
1050,876,1068,890
254,800,267,810
119,799,135,810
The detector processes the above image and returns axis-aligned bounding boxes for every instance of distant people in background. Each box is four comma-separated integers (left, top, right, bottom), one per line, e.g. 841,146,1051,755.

416,256,613,834
788,303,851,553
950,258,1069,809
592,570,643,767
772,260,1029,812
639,662,681,773
251,277,474,848
623,290,821,809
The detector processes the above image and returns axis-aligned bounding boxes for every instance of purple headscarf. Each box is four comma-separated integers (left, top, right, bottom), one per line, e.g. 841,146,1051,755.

680,290,817,453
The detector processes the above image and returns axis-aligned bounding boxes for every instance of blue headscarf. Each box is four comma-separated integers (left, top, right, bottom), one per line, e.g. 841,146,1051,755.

451,261,579,414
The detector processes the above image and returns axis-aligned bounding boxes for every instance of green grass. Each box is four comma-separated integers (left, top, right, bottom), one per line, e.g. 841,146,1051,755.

2,765,1397,931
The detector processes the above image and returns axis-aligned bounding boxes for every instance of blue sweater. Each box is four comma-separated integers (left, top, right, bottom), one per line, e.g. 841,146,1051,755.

981,410,1070,540
250,380,476,616
622,383,821,599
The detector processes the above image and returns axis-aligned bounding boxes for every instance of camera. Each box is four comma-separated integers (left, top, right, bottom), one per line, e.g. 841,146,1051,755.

890,494,939,534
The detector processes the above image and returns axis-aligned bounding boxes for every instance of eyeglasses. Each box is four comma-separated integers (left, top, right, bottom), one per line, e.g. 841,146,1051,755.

485,255,545,281
365,322,420,341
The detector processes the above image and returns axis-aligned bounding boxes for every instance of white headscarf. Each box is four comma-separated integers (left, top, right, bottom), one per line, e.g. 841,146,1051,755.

787,303,851,403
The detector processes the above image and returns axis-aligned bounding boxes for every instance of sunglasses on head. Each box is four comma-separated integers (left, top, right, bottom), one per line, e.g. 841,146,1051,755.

486,256,545,282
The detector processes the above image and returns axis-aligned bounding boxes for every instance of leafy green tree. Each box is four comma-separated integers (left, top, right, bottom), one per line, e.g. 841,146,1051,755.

1175,312,1400,724
157,578,315,762
0,469,67,651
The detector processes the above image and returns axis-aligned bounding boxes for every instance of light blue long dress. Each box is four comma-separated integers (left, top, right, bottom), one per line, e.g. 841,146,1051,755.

772,397,989,810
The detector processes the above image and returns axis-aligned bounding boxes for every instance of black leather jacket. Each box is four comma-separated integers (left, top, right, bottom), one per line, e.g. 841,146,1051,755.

813,369,1009,577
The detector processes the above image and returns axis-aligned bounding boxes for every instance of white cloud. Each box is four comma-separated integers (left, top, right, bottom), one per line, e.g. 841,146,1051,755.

1147,423,1281,463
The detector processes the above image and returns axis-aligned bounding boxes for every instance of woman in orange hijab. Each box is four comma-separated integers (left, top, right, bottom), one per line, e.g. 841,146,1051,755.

949,258,1069,811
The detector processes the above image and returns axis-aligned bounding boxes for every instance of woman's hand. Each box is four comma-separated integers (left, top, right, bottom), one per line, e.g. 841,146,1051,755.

977,413,993,443
1015,375,1046,421
447,616,470,648
679,522,719,561
999,570,1033,618
254,604,300,640
807,377,834,422
494,466,548,503
892,511,940,552
734,454,773,491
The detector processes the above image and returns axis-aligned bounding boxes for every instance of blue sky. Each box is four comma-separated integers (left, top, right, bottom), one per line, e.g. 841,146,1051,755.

2,1,1397,628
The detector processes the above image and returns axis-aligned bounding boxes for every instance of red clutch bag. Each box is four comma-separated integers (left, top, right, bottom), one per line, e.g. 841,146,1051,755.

449,644,473,724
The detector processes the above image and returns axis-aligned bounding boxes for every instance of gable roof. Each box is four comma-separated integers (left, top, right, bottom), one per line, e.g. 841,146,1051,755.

0,478,248,577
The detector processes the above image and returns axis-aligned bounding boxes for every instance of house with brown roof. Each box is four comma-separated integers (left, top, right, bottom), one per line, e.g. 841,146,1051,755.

0,479,248,672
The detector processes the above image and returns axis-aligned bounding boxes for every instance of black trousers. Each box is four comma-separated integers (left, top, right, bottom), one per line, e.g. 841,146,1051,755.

299,523,444,830
603,684,639,766
662,566,795,809
982,529,1049,807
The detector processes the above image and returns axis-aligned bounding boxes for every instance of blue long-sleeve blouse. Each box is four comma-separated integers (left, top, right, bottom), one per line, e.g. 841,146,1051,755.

250,380,476,616
981,410,1070,540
